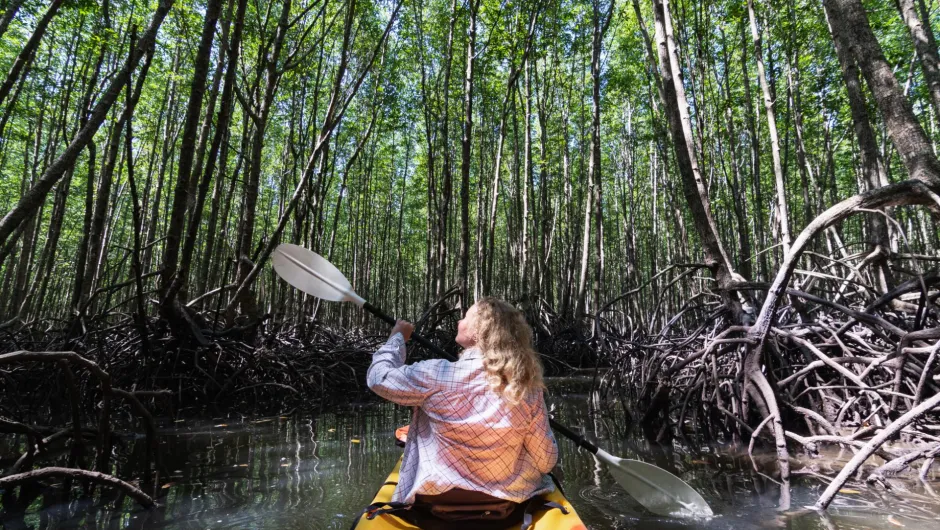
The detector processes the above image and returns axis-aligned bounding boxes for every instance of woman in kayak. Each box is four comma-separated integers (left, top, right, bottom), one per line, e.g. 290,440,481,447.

367,297,558,525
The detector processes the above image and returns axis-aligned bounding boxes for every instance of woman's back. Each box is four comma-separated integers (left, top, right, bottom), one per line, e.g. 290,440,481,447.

366,298,557,505
368,344,556,504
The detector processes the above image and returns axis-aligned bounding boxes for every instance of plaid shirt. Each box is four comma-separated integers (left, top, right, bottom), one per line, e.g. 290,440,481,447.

367,332,558,504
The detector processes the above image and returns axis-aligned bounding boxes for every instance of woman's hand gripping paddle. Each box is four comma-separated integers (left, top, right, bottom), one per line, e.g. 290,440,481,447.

271,243,714,518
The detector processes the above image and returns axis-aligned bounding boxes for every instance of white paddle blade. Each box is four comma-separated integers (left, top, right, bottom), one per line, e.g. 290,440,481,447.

597,450,713,518
272,244,360,304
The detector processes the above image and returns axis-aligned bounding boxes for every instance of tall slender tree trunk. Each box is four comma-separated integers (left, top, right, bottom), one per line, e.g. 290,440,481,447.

180,0,242,303
535,62,553,307
522,63,532,301
458,0,478,311
652,0,739,302
823,0,894,291
123,50,150,358
160,0,224,303
747,0,791,256
433,0,458,300
590,0,613,325
71,141,97,311
231,0,292,322
574,125,592,318
740,21,768,279
720,38,753,281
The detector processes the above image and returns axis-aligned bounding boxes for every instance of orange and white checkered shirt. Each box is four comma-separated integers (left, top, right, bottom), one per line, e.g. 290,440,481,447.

367,332,558,504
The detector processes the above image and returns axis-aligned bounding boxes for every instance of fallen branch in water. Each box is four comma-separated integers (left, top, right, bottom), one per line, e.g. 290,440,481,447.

0,467,155,509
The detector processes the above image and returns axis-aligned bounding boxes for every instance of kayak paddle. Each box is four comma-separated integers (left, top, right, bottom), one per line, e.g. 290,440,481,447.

271,243,714,518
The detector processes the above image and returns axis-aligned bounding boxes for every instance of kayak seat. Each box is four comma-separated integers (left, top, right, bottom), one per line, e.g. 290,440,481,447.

357,487,568,530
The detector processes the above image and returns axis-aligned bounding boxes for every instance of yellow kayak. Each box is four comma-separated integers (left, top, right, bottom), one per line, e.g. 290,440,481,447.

351,455,587,530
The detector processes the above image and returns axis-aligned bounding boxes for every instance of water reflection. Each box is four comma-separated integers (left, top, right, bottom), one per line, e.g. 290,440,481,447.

11,377,940,529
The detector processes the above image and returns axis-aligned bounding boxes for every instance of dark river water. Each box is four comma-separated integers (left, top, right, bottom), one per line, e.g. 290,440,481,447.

11,376,940,529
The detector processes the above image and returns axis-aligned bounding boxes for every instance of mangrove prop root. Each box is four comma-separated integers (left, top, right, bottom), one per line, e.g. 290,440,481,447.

867,442,940,486
604,190,940,512
816,391,940,509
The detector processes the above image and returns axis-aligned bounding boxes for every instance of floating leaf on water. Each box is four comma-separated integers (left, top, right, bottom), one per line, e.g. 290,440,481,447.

174,419,186,423
281,463,291,467
887,515,904,527
838,489,861,494
161,483,174,489
328,428,336,432
239,464,249,467
351,439,361,443
213,424,228,428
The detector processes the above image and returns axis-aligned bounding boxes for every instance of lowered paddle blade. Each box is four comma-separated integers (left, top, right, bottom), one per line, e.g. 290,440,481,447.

598,449,713,518
272,243,360,304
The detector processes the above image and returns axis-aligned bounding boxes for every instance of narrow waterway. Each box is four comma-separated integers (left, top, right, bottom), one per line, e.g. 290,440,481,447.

13,376,940,529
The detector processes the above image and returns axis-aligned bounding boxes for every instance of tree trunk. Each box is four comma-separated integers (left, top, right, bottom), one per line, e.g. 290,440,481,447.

459,0,477,311
590,0,613,327
826,0,940,186
231,0,292,322
652,0,739,300
123,48,151,359
894,0,940,122
740,20,768,279
574,151,592,318
522,64,532,301
434,0,458,301
747,0,791,256
535,61,553,307
179,0,242,303
823,0,894,292
70,141,97,311
715,31,753,281
160,0,223,302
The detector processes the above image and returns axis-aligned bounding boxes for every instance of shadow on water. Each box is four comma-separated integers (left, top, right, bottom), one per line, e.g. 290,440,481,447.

7,376,940,529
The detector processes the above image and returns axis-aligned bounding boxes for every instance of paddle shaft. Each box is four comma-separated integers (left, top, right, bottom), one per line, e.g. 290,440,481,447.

361,301,601,456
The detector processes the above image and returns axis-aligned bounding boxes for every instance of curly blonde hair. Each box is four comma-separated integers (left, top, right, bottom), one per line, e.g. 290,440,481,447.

473,297,544,404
